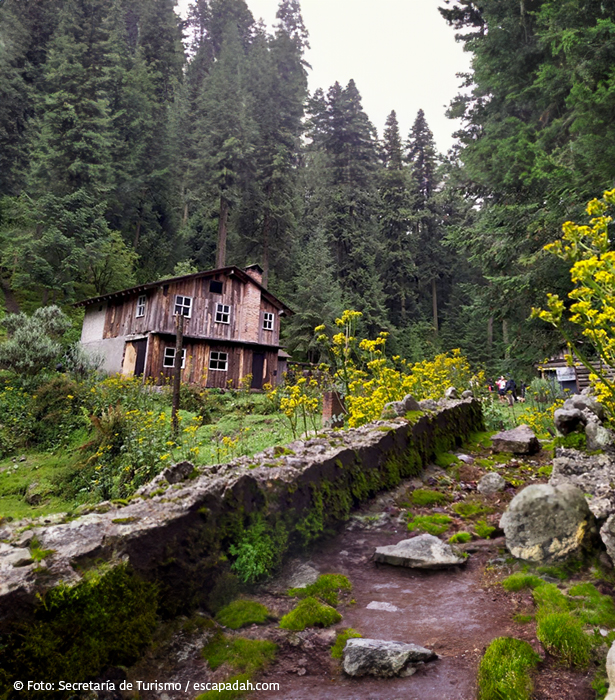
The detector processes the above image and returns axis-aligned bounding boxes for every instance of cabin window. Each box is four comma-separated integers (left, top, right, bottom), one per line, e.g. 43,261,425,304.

210,280,223,294
136,295,146,318
209,351,228,371
263,312,274,331
174,295,192,317
163,347,186,369
215,303,231,324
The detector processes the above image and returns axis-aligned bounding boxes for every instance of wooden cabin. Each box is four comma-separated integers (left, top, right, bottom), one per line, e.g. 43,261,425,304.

76,265,293,389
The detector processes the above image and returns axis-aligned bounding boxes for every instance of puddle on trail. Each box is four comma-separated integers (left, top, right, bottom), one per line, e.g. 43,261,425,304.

253,528,518,700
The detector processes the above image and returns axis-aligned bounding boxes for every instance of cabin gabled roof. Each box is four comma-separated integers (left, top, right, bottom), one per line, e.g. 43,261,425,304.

75,265,293,315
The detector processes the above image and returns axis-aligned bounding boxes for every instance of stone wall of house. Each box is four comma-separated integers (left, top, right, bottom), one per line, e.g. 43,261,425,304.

0,398,482,632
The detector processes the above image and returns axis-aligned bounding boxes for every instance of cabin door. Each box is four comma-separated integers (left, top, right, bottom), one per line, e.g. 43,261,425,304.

133,338,147,377
251,353,265,389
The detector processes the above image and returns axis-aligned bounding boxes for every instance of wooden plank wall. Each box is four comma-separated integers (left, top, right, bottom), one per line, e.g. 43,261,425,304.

102,273,280,346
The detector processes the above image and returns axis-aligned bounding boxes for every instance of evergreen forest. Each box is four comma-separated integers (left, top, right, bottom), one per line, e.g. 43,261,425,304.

2,0,615,376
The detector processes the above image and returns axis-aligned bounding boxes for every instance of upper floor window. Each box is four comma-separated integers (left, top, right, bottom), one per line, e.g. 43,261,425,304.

163,347,186,368
209,351,228,371
136,295,146,318
215,303,231,324
174,295,192,317
209,280,223,294
263,312,274,331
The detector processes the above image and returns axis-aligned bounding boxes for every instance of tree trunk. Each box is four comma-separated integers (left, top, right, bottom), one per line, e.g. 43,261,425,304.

216,196,229,268
134,212,142,250
487,316,493,356
502,319,510,359
262,208,271,288
432,278,439,335
171,313,185,436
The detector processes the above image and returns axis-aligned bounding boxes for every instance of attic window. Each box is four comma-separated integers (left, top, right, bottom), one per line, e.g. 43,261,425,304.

174,295,192,318
215,303,230,324
163,284,169,296
163,347,186,369
136,295,146,318
210,280,223,294
263,312,274,331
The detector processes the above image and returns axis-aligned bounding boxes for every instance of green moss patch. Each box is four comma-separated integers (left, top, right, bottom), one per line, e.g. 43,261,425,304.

410,488,448,506
202,633,277,674
554,433,587,450
474,520,496,539
279,597,342,631
568,582,615,628
502,573,545,592
331,628,362,658
215,600,271,630
448,531,472,544
536,611,592,667
434,452,460,468
452,501,493,519
288,574,352,607
407,513,452,536
477,637,540,700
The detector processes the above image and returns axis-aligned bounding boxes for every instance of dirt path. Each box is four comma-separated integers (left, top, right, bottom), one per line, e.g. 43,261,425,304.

253,529,520,700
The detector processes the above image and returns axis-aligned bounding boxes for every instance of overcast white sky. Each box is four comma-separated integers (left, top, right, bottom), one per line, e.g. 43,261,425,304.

176,0,472,153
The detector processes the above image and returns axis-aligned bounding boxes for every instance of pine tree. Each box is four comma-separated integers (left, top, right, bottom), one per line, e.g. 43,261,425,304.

378,110,416,326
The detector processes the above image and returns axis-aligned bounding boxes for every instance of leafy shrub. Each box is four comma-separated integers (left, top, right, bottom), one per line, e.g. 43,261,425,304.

331,628,362,658
215,600,271,629
477,637,540,700
502,573,545,592
31,375,85,448
407,513,451,536
0,378,36,456
411,488,448,506
279,597,342,631
229,518,288,584
288,574,352,607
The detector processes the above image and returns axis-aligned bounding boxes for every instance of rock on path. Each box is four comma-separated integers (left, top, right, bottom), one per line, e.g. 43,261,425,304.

343,638,437,677
374,534,466,569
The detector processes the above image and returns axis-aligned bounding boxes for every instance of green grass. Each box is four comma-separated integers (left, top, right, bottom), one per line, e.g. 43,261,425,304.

215,600,271,630
568,582,615,628
0,447,89,521
407,513,452,536
201,633,278,674
536,611,592,667
475,520,496,539
331,628,362,659
288,574,352,607
464,431,495,451
452,501,493,519
513,614,534,624
554,432,587,450
410,488,448,506
278,597,342,631
448,531,472,544
477,637,540,700
532,583,570,614
434,452,460,468
195,674,252,700
502,573,545,592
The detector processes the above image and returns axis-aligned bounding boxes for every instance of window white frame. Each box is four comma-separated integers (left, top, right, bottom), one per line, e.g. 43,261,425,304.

215,303,231,324
209,351,228,371
136,294,146,318
174,295,192,318
263,312,274,331
163,347,186,369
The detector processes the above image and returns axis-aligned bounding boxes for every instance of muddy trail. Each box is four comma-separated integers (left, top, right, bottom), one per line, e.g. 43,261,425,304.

252,529,593,700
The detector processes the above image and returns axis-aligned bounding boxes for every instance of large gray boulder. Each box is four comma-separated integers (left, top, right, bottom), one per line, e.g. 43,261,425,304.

491,425,540,455
563,394,605,422
554,408,587,436
418,399,438,412
586,422,614,451
605,639,615,700
477,472,506,495
380,401,406,419
374,534,466,569
600,516,615,567
401,394,421,412
343,638,436,677
550,448,615,519
500,483,594,563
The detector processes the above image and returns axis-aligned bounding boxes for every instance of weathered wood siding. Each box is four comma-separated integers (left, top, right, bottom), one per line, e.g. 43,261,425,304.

102,273,280,346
